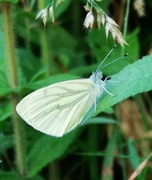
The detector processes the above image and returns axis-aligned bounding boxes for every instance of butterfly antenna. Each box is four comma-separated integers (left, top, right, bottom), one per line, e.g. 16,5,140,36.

101,53,128,69
96,45,116,72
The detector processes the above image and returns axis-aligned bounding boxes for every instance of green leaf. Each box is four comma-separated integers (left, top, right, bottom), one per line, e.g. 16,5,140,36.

0,101,11,121
27,74,80,90
28,67,49,83
125,29,139,60
26,129,79,177
85,117,116,125
0,0,18,3
0,69,10,96
127,139,140,170
17,48,41,85
48,26,77,53
54,0,71,19
96,55,152,114
0,135,14,153
0,30,10,96
0,171,21,180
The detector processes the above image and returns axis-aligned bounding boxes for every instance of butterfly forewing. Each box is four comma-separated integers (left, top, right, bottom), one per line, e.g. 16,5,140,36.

16,79,101,137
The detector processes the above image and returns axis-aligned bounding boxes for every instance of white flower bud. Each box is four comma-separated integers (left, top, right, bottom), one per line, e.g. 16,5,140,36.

83,11,94,29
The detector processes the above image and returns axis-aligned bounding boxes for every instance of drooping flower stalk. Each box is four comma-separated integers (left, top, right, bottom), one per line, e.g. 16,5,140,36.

84,0,128,47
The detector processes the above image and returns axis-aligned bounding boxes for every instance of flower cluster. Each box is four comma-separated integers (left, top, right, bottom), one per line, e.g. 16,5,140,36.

35,1,65,26
100,14,128,46
83,1,128,47
36,0,128,46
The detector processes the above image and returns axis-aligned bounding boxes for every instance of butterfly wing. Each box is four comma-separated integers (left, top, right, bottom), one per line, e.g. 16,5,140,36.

16,79,99,137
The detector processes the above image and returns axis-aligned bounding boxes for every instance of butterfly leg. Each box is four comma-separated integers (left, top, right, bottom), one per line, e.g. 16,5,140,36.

100,81,114,96
104,76,119,83
102,86,114,96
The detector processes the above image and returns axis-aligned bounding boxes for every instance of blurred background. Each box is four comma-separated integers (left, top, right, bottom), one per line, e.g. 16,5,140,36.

0,0,152,179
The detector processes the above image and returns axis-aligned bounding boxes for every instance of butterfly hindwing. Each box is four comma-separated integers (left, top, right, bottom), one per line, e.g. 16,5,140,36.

16,79,98,137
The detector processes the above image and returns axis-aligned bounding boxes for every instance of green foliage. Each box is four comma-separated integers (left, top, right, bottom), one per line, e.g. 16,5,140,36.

53,0,71,19
0,102,11,121
26,130,80,177
0,135,14,153
0,31,10,95
102,127,118,180
0,171,22,180
127,139,140,170
0,0,18,3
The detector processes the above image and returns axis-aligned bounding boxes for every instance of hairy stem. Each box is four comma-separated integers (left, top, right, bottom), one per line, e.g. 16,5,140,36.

2,2,26,176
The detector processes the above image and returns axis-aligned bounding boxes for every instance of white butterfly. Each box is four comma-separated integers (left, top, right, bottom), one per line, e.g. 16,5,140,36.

16,47,116,137
16,70,112,137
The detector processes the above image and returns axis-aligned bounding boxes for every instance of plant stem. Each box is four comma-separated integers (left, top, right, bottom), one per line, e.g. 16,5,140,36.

38,0,54,76
122,0,130,55
2,2,26,176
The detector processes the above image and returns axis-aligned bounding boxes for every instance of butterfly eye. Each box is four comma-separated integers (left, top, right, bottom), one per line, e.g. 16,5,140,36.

96,70,103,79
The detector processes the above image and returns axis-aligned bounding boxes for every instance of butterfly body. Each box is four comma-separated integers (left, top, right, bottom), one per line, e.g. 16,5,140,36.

16,71,108,137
